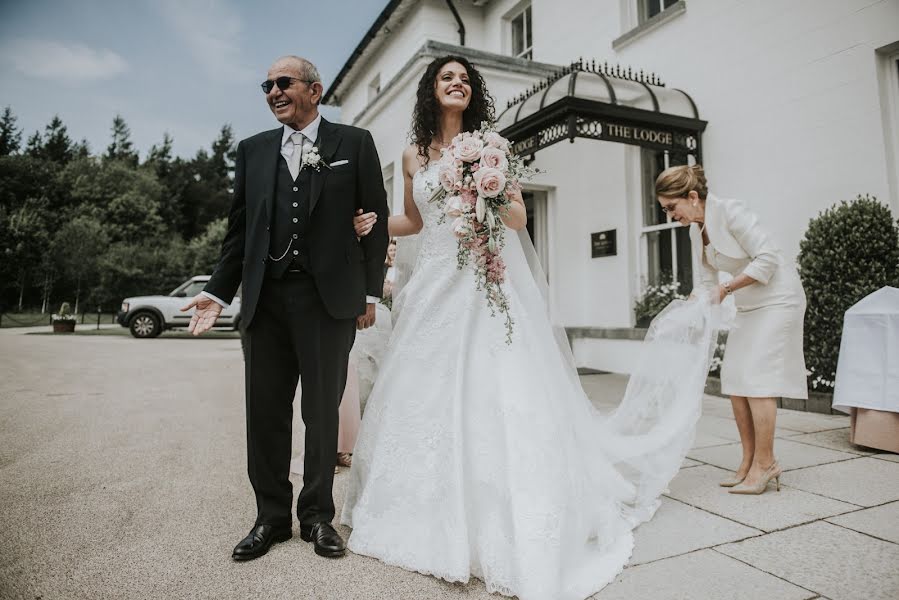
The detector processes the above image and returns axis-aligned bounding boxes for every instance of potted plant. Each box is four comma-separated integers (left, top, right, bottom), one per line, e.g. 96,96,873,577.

633,277,687,328
52,302,77,333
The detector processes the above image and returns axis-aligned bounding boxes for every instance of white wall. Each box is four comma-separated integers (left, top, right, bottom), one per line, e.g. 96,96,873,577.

603,0,898,263
530,139,634,328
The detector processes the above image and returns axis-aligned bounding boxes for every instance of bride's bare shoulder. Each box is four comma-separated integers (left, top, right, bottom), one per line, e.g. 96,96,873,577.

402,144,427,177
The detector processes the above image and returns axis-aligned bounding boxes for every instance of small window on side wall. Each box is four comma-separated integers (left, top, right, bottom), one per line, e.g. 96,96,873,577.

510,4,533,60
640,0,680,23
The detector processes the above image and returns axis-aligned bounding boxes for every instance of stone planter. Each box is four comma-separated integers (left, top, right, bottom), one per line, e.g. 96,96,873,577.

52,319,76,333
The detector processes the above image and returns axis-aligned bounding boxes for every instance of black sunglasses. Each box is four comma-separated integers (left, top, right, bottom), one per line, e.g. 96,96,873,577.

260,76,315,94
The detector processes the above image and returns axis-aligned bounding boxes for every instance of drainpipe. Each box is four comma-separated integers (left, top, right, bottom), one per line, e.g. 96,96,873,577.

445,0,466,46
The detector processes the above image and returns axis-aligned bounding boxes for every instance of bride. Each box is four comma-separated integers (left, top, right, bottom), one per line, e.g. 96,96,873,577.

342,55,719,600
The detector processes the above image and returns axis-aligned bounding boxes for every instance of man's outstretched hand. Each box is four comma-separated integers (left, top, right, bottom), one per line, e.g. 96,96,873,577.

181,294,224,336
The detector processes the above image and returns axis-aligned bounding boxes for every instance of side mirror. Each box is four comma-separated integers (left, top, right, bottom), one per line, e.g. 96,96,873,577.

173,292,187,298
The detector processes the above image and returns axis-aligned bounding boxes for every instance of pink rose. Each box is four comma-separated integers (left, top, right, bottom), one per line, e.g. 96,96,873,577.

479,147,508,171
473,167,507,198
454,137,484,163
484,131,510,151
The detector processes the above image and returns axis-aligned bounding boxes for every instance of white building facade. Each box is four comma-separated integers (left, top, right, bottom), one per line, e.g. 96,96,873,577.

324,0,899,374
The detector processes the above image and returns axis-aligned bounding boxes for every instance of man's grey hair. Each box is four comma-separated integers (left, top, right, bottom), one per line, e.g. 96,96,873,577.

278,55,321,83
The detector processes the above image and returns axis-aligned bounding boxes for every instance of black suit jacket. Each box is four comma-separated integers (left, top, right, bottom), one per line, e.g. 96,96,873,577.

205,117,390,326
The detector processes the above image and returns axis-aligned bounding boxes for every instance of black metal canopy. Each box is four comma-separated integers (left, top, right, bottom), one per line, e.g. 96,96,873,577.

497,59,707,161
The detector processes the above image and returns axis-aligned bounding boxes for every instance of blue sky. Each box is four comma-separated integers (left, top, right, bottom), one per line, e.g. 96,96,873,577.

0,0,388,158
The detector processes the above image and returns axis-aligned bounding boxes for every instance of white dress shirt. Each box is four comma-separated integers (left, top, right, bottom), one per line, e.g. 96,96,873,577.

202,113,378,308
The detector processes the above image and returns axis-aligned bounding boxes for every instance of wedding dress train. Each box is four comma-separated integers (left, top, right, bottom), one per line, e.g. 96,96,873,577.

340,163,720,600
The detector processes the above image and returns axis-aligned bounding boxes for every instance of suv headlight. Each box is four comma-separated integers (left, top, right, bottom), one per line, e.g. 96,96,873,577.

121,302,129,312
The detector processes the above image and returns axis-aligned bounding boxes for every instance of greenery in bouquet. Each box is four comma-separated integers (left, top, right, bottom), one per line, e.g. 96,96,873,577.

428,122,537,343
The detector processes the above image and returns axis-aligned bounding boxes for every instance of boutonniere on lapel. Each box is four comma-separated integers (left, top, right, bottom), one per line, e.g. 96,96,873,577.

301,142,331,171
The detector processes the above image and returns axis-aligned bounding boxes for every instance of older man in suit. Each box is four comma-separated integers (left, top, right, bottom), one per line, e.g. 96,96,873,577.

182,55,389,560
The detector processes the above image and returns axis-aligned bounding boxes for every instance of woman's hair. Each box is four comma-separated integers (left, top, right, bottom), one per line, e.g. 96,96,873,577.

655,164,708,200
410,55,495,166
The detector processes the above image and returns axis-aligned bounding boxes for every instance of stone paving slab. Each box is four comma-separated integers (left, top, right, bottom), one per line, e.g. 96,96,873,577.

775,410,849,434
701,396,738,419
595,549,815,600
688,439,859,472
826,501,899,545
691,431,737,450
873,453,899,463
785,458,899,507
788,429,877,455
629,497,760,565
681,458,702,468
694,414,743,442
665,465,859,532
718,521,899,600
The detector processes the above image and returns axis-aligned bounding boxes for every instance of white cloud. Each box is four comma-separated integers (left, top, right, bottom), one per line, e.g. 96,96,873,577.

3,39,128,83
159,0,254,83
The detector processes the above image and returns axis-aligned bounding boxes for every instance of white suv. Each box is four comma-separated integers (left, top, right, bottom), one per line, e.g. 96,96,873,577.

117,275,241,338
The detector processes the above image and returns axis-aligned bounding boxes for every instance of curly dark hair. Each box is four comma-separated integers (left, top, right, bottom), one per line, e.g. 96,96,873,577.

410,55,495,166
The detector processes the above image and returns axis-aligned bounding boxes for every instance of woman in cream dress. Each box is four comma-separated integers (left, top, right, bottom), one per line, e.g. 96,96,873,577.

656,165,807,495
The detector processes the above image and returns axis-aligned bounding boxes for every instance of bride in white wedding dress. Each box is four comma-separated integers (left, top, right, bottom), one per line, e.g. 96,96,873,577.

341,56,721,600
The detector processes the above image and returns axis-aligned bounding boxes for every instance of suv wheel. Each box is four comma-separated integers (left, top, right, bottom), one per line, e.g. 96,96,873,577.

130,312,162,338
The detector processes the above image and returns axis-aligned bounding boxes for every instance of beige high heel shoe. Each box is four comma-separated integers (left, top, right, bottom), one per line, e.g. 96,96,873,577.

728,461,782,495
719,473,746,488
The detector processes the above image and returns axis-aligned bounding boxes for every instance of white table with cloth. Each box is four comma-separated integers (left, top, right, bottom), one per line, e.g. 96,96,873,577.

832,286,899,452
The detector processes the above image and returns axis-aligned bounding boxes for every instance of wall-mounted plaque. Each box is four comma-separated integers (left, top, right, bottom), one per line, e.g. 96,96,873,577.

591,229,617,258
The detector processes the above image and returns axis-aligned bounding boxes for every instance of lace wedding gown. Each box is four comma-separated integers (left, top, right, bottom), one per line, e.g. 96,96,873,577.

341,163,720,600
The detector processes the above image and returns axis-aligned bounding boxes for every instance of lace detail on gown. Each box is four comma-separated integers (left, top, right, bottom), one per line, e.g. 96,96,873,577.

340,163,717,600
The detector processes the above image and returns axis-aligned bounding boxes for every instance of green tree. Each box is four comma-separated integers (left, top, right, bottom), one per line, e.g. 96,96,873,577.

42,115,74,164
2,199,51,311
51,214,109,313
187,217,227,274
0,106,22,156
106,114,139,166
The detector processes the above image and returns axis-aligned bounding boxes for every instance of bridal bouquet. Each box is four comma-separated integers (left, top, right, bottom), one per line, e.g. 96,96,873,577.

429,123,536,343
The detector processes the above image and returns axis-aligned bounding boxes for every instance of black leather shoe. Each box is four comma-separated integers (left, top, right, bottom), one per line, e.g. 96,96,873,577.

232,524,292,561
300,522,346,558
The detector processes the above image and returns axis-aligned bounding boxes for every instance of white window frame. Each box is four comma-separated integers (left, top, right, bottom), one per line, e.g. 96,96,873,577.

877,44,899,212
382,162,394,212
367,73,381,103
509,4,533,60
638,149,692,289
523,188,550,278
639,0,680,24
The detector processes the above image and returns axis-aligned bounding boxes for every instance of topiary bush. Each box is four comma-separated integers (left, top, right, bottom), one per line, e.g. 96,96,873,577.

797,194,899,391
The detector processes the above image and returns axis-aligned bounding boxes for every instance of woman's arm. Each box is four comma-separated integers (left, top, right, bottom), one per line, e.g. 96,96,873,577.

354,146,423,238
725,198,780,285
499,185,527,231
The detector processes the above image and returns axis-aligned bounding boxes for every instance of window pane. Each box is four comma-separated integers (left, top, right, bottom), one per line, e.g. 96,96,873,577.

674,225,692,291
525,6,532,48
511,13,524,56
645,228,672,286
646,0,662,18
185,282,206,296
664,0,679,8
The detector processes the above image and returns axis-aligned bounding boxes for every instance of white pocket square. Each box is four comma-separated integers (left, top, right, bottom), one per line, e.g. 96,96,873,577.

330,159,349,167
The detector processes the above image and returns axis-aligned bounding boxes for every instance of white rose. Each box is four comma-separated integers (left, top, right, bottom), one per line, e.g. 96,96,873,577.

444,195,464,217
454,137,484,163
484,131,510,151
